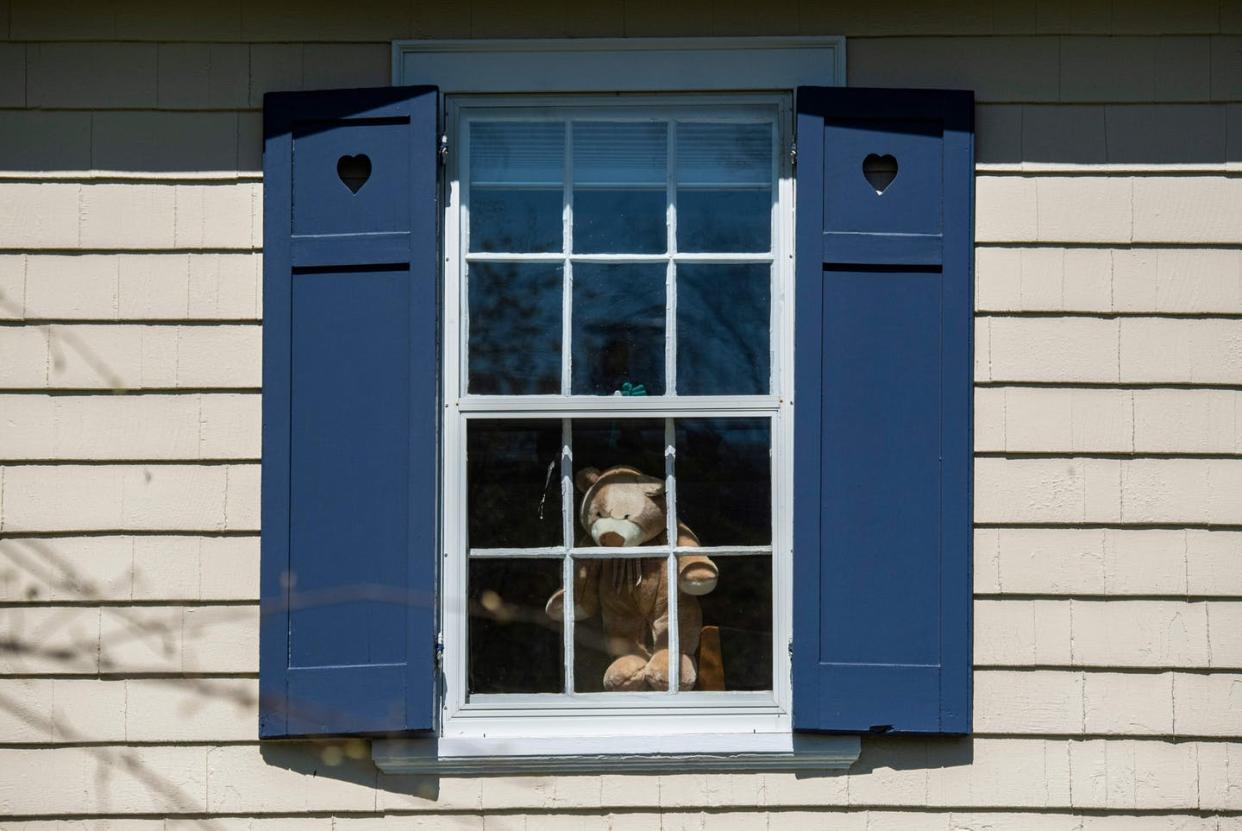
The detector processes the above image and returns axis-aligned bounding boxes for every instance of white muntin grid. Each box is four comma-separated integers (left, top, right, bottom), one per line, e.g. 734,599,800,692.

441,94,795,733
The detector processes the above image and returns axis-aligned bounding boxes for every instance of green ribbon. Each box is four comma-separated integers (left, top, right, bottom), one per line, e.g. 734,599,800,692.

619,381,647,396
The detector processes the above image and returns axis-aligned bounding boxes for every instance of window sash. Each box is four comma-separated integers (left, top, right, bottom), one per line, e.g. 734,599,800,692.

442,94,795,727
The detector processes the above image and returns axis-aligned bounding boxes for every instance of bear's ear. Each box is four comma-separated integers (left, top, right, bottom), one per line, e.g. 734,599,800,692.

575,467,601,493
638,476,665,497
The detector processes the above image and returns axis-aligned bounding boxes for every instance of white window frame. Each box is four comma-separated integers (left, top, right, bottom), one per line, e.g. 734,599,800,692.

443,92,792,730
376,36,859,774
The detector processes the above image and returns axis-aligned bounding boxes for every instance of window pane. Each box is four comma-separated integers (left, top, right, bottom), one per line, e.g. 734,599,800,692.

468,262,563,395
573,122,667,254
676,122,772,253
469,121,563,253
677,122,770,185
693,555,772,691
675,418,771,546
467,419,563,549
571,555,677,692
469,558,563,694
571,419,666,529
676,263,770,395
571,263,666,395
676,189,771,253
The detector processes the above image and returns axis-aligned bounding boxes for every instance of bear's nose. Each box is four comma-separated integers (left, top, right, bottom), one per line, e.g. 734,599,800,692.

598,531,624,547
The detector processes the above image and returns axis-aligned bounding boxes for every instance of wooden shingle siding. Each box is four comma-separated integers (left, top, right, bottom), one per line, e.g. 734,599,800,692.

0,1,1239,827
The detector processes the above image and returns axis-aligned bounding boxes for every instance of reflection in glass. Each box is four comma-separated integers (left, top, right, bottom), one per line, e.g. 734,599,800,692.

572,263,666,395
573,122,667,254
469,558,562,694
571,556,704,692
675,418,772,545
469,121,564,253
468,262,563,395
467,419,563,549
677,263,770,395
571,419,666,493
693,555,772,691
676,122,772,253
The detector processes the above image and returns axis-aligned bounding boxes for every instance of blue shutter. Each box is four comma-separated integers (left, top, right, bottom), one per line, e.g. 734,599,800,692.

792,87,974,734
260,86,439,738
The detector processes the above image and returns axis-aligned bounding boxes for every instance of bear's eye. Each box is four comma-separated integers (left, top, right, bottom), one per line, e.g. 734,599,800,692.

623,514,630,520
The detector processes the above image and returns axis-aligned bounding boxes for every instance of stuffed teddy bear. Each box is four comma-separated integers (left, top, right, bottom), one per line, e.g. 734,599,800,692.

545,465,719,692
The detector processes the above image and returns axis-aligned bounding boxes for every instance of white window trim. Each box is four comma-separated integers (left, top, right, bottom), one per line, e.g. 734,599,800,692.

393,36,845,93
376,36,858,775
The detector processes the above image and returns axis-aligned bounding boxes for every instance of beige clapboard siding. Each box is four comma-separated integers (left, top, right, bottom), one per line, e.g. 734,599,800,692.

975,599,1242,668
0,605,257,675
1,739,1240,814
0,182,259,250
0,394,261,460
0,253,261,321
976,248,1242,314
0,325,260,390
0,464,259,532
973,528,1242,597
3,670,1238,745
0,536,258,602
0,677,257,743
976,317,1242,384
975,457,1242,525
974,388,1242,455
976,175,1242,244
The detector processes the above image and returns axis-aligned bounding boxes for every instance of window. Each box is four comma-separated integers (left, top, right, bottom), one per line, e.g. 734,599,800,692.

259,41,974,772
441,98,793,736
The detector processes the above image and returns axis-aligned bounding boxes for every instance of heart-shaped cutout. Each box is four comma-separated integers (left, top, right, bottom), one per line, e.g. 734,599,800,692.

337,154,372,194
862,153,898,195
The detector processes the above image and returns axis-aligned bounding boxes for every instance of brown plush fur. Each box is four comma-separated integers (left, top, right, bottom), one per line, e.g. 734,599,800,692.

545,465,719,691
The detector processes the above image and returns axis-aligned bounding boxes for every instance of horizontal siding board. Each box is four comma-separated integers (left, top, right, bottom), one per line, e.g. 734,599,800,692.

0,325,260,390
0,464,259,532
0,394,260,460
976,457,1242,525
974,388,1242,455
975,248,1242,315
975,598,1242,668
0,536,259,602
977,317,1242,385
0,740,1239,814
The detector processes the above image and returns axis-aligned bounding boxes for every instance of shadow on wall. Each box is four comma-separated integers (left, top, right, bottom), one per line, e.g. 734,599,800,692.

3,103,1240,175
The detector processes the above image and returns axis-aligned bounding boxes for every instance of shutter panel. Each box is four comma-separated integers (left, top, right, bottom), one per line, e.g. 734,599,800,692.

260,86,439,738
792,87,974,734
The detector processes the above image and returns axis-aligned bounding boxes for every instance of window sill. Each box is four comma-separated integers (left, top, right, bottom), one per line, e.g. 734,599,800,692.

371,733,860,775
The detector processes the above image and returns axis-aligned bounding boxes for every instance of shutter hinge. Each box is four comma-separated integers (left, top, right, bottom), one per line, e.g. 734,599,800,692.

438,134,448,166
434,632,444,666
790,141,797,169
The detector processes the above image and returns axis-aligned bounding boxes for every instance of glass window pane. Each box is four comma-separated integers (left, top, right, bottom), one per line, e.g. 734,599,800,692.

677,122,770,185
675,418,771,546
571,419,666,527
469,121,563,253
676,189,771,253
467,419,563,549
571,555,685,692
676,263,770,395
469,558,563,694
573,122,667,254
571,263,666,395
468,262,563,395
676,122,772,253
693,555,772,691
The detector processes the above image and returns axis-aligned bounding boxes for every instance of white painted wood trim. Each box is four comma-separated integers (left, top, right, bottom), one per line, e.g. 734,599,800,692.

393,36,846,93
372,734,861,775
